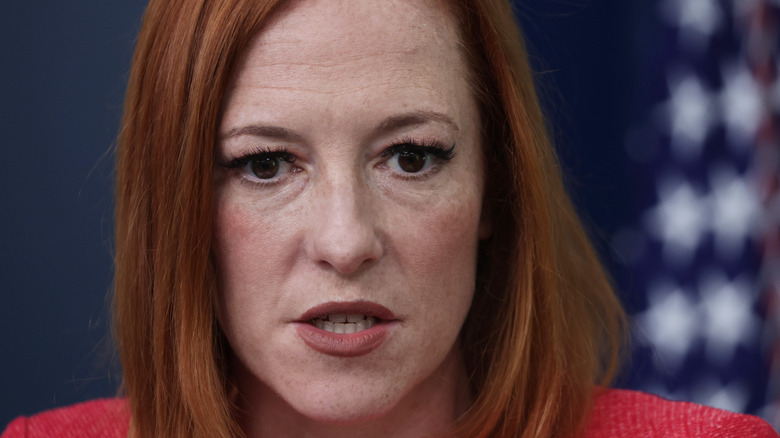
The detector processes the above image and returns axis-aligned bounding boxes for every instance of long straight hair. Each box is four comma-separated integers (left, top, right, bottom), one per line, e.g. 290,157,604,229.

448,1,626,436
114,0,626,437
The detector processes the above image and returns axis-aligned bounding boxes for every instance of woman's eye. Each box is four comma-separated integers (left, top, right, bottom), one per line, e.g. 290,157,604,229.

220,148,298,184
244,152,296,181
382,142,455,175
395,149,427,173
249,155,283,179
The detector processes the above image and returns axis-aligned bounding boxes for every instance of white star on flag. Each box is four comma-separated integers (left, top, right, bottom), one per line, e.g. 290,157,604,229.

707,165,761,260
661,70,716,161
661,0,724,52
719,60,765,150
645,175,709,265
698,271,760,364
636,281,701,371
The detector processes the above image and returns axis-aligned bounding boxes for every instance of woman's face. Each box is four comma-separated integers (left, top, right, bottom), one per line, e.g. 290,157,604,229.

213,0,487,427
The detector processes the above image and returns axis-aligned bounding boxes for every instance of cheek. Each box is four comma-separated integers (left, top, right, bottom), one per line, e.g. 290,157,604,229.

214,200,253,252
418,205,478,269
214,200,260,283
213,193,301,276
387,189,483,309
212,197,292,322
213,200,254,322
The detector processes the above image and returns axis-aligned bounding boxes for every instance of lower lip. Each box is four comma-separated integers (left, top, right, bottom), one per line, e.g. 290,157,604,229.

295,322,392,357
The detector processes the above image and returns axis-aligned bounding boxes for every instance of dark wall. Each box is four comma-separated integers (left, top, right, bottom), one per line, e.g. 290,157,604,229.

0,1,146,425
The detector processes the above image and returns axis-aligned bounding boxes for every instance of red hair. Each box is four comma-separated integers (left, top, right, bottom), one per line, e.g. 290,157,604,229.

114,1,626,437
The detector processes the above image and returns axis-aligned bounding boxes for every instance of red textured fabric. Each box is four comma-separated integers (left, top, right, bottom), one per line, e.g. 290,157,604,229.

1,389,777,437
582,389,778,437
1,399,129,438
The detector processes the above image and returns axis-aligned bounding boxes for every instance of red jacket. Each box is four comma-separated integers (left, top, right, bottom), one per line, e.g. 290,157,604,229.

2,389,777,437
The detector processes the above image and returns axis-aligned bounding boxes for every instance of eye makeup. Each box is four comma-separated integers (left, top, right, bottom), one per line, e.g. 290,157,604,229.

215,136,458,188
379,139,456,179
217,146,300,186
218,146,297,170
380,139,456,162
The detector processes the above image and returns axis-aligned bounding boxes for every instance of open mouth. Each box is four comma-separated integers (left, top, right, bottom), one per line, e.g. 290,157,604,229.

296,302,396,357
310,314,381,334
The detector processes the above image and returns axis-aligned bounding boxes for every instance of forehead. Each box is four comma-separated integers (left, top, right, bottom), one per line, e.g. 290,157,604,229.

252,0,459,64
223,0,469,111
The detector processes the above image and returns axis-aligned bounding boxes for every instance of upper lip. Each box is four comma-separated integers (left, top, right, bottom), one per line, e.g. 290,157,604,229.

296,300,398,322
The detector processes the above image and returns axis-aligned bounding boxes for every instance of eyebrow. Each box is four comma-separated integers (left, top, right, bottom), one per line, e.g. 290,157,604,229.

375,111,459,136
219,110,458,142
219,125,305,142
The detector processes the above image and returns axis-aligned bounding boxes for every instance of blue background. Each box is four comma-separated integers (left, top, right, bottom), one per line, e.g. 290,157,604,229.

0,0,736,427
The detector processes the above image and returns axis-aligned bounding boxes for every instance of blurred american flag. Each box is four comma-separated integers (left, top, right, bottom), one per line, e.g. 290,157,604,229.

612,0,780,428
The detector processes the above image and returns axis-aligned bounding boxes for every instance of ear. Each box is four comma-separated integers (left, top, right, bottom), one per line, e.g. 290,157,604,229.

478,201,492,240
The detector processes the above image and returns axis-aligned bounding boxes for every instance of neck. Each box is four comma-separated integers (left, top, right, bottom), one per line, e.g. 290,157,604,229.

234,346,471,438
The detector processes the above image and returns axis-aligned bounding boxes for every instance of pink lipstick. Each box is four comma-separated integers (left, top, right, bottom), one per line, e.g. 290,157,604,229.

295,301,397,357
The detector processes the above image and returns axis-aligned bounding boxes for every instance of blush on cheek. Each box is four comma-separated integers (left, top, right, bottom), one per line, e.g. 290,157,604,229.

213,196,286,261
212,195,300,311
215,199,259,242
408,196,482,269
212,199,266,295
387,193,482,327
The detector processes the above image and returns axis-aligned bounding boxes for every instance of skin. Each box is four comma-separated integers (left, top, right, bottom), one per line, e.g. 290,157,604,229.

213,0,488,436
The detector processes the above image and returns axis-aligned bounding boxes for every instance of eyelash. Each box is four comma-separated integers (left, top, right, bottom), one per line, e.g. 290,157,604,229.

220,146,296,169
218,146,298,186
380,139,456,180
381,139,456,161
218,139,456,186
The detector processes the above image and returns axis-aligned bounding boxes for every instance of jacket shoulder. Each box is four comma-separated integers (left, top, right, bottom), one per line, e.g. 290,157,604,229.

1,399,129,438
582,389,777,437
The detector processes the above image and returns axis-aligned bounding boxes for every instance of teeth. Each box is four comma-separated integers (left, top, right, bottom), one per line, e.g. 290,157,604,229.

311,315,379,334
329,314,347,323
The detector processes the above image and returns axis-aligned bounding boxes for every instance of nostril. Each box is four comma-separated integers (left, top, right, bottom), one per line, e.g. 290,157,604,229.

308,222,382,275
314,246,380,275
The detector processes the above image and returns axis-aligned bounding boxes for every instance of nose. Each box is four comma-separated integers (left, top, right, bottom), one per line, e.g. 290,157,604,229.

306,176,383,275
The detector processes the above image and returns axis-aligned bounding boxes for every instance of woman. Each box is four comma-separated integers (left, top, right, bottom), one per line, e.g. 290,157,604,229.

2,0,777,437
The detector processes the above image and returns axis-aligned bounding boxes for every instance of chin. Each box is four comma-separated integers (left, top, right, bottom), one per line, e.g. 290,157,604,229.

290,395,396,425
232,356,409,425
263,375,407,426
